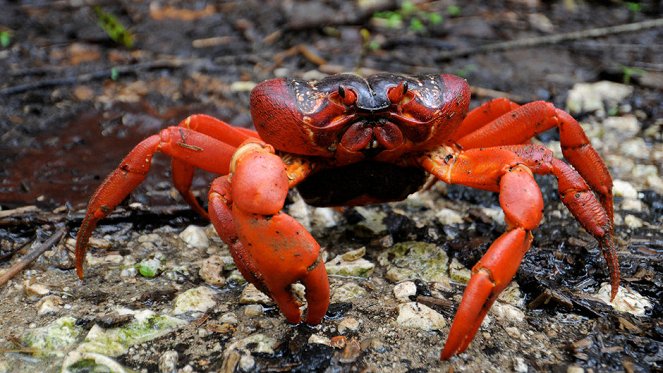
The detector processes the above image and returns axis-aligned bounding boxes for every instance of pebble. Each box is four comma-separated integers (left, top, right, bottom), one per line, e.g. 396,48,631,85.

326,253,375,278
308,334,331,346
624,214,644,229
219,312,239,324
199,255,226,286
621,198,644,212
435,208,464,225
396,302,446,331
312,207,340,228
490,302,526,323
243,304,264,318
137,257,163,278
378,242,449,284
342,247,366,261
354,206,387,234
449,258,471,283
505,326,522,339
172,286,217,315
393,281,417,302
287,194,312,230
337,317,360,334
567,365,585,373
179,225,209,249
36,295,63,315
566,81,633,115
240,284,273,304
158,350,178,373
24,282,50,297
613,179,639,199
21,316,82,356
595,283,651,316
332,282,367,302
513,357,528,373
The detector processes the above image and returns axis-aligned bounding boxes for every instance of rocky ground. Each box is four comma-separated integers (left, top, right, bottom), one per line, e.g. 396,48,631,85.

0,1,662,372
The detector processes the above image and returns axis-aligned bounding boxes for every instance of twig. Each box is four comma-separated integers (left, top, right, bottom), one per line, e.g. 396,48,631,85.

436,18,663,61
0,226,67,287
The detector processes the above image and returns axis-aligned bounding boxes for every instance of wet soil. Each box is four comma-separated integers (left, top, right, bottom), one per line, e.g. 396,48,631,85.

1,1,662,372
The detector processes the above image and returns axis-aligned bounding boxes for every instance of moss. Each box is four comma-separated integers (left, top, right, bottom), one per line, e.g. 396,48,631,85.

378,242,450,283
21,316,82,357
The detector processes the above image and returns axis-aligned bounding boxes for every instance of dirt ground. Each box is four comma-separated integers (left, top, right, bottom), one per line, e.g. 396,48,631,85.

0,1,662,372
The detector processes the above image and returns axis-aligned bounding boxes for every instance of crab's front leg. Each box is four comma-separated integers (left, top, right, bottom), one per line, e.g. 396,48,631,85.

208,141,329,324
421,147,544,359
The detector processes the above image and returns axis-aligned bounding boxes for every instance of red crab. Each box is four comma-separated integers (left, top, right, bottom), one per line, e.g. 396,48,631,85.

75,73,618,360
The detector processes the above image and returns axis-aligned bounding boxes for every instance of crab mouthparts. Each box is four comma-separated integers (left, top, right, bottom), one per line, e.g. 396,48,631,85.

339,120,405,155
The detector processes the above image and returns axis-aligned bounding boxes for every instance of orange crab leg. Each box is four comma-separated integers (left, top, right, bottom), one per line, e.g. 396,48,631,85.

500,144,619,298
171,114,260,218
208,141,329,324
450,97,521,141
456,101,613,223
422,147,544,359
75,127,237,278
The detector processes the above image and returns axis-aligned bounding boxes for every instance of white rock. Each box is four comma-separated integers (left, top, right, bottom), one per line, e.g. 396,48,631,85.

602,115,641,138
331,282,367,302
490,302,526,323
513,356,528,373
436,208,465,225
219,312,239,325
393,281,417,302
337,317,360,334
158,350,178,373
172,286,217,315
620,138,650,160
396,302,446,331
613,179,638,199
36,295,63,316
199,255,226,286
179,225,209,249
595,283,651,316
481,207,505,225
24,282,50,297
312,207,340,228
240,284,273,304
624,214,644,229
243,304,264,318
621,198,644,212
326,254,375,278
566,81,633,114
308,334,331,346
287,194,311,230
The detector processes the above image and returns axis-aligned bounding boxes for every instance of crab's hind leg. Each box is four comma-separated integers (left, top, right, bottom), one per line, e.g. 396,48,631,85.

500,144,619,298
456,101,613,221
207,141,329,324
171,114,260,218
422,147,543,359
75,127,237,278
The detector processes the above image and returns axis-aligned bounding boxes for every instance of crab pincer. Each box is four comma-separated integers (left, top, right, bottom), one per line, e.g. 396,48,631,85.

207,140,330,324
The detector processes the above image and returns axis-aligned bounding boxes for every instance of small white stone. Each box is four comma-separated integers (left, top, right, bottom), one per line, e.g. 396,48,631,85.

613,180,638,199
36,295,63,315
199,255,226,287
393,282,417,302
396,302,446,331
567,365,585,373
239,354,255,371
624,214,644,229
595,283,651,316
326,254,375,278
513,357,528,373
24,282,50,297
331,282,367,303
240,284,274,305
566,81,633,114
490,302,526,323
621,198,644,212
435,208,464,225
337,317,360,334
311,207,340,228
505,326,522,339
172,286,217,315
308,334,331,346
219,312,239,325
179,225,209,249
243,304,264,318
481,207,505,225
158,350,178,373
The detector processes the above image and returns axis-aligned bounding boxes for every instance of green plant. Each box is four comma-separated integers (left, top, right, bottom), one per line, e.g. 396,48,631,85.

372,1,453,33
93,6,134,48
0,31,11,48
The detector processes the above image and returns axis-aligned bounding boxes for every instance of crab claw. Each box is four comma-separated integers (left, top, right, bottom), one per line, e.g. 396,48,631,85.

441,228,532,359
207,141,330,324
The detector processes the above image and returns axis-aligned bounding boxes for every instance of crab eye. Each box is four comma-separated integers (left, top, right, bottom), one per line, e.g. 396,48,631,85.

336,85,357,106
387,81,409,103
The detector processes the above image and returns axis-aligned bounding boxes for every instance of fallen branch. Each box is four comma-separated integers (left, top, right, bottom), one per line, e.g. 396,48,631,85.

436,18,663,61
0,226,67,287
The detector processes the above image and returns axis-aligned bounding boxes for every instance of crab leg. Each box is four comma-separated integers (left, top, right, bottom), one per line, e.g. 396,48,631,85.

501,144,619,298
207,141,329,324
421,147,544,359
450,97,521,141
75,127,237,278
455,101,613,223
171,114,259,218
